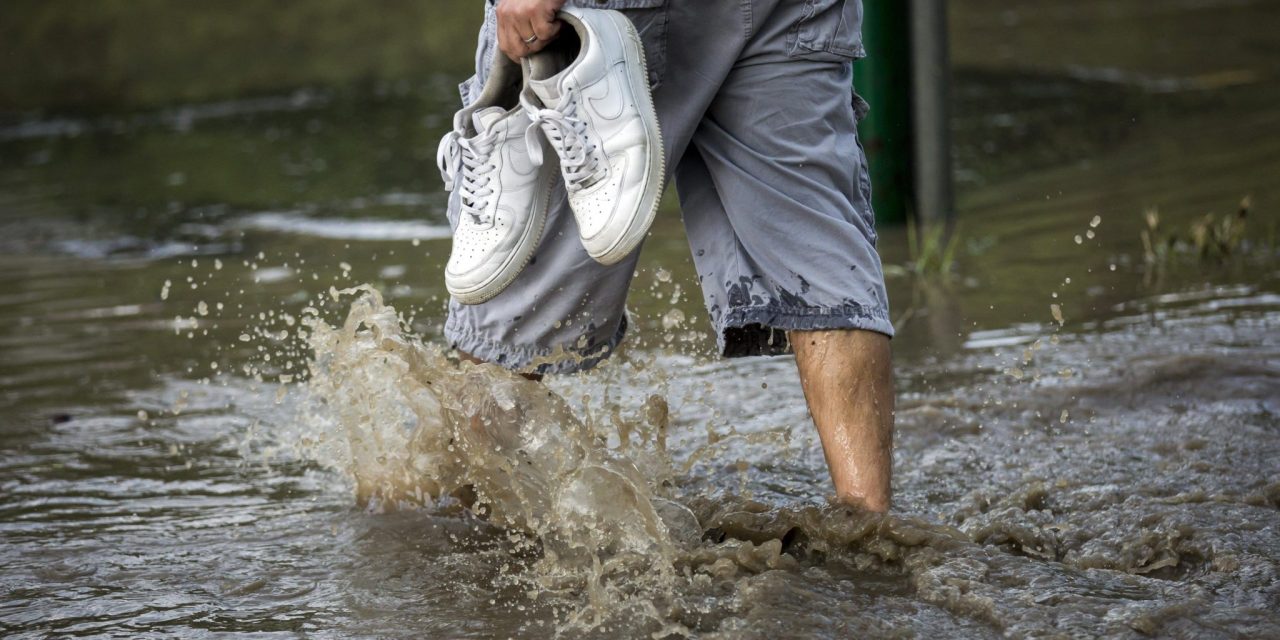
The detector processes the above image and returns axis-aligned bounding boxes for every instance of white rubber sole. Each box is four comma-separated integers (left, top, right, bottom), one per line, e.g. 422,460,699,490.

589,10,666,266
446,168,554,305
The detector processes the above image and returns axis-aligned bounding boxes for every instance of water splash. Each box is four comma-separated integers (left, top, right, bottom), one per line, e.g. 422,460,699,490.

293,286,701,625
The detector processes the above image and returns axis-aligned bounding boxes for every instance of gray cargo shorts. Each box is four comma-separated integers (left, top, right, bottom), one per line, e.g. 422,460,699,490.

445,0,893,374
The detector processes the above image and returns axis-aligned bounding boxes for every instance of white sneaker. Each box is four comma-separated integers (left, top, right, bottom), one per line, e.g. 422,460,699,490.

438,59,557,304
521,6,665,266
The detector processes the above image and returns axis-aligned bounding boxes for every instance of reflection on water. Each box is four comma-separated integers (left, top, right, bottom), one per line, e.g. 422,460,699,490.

2,0,1278,637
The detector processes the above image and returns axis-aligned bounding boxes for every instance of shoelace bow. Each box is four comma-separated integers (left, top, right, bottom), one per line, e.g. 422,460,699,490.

437,129,501,225
523,90,603,189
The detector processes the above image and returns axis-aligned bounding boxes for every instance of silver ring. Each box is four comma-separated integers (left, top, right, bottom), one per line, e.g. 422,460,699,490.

523,34,539,44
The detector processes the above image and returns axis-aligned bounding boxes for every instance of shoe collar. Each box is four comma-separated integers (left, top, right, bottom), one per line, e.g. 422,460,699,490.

522,7,594,101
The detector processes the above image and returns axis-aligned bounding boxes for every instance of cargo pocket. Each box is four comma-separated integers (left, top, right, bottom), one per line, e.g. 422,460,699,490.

856,144,876,244
618,3,669,90
788,0,866,61
852,114,876,244
852,88,871,122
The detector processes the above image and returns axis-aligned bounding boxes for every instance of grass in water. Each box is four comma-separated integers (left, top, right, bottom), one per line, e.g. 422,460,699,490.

906,218,962,280
1140,196,1275,286
1142,196,1256,266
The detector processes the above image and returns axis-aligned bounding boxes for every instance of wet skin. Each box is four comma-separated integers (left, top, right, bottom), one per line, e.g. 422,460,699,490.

790,329,894,512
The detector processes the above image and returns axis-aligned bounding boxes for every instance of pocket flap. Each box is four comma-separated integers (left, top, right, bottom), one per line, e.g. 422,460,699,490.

792,0,866,59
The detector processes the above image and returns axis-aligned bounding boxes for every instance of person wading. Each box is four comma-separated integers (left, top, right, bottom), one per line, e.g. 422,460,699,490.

441,0,895,512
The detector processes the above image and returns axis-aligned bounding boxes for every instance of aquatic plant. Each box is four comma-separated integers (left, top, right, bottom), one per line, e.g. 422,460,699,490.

1142,196,1257,273
906,218,961,280
1189,196,1250,261
1140,206,1173,267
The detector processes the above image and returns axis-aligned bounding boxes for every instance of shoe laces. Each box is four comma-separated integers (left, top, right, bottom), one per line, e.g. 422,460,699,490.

523,89,604,189
437,128,500,226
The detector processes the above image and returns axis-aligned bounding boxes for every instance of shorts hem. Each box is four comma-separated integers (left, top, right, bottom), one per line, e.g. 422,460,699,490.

444,315,628,376
718,303,893,357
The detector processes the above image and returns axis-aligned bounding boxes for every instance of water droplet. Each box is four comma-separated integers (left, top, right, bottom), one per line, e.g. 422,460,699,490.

661,309,685,331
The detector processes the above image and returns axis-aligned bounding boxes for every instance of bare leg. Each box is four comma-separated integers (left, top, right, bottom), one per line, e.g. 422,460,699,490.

788,329,895,512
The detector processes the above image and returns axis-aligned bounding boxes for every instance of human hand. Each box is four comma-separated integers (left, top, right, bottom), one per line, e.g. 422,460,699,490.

496,0,566,61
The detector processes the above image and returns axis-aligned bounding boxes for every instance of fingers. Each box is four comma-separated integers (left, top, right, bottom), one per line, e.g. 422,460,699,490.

532,17,561,43
496,1,562,60
497,18,530,61
520,18,561,56
515,21,539,51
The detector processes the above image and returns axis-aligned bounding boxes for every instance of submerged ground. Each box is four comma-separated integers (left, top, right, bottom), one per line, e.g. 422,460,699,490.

1,1,1278,637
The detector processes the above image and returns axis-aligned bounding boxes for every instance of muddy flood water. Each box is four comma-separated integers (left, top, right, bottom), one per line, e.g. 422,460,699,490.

2,1,1278,638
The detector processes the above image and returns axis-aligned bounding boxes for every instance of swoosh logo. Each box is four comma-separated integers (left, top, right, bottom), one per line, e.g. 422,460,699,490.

583,62,628,121
505,139,537,177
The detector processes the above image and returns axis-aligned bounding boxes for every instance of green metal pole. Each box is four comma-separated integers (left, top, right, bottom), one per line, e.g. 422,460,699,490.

855,0,913,225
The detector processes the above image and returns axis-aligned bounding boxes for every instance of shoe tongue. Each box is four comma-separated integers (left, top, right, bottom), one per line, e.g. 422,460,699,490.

471,106,507,134
528,77,563,105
